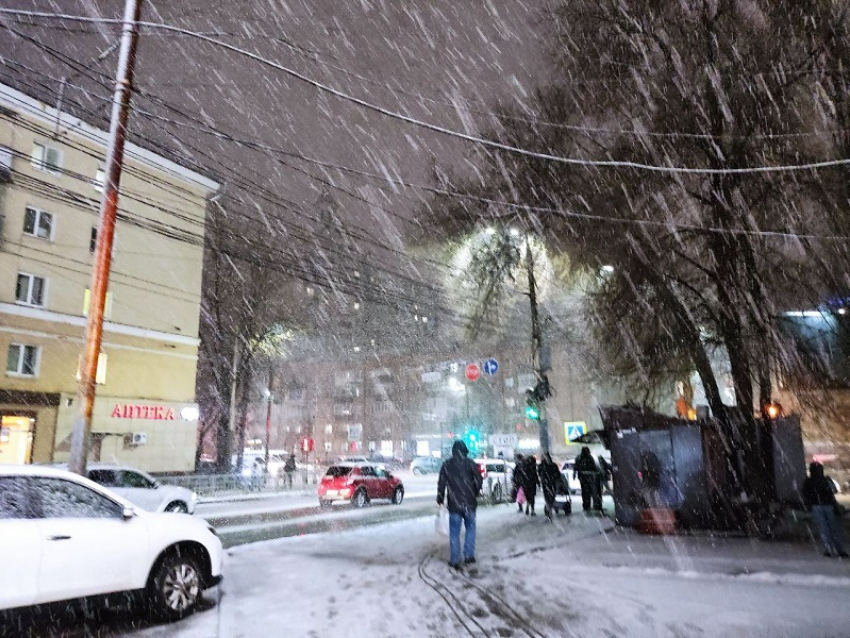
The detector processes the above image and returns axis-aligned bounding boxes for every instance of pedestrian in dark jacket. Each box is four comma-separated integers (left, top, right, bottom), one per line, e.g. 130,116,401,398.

574,447,601,512
512,453,525,513
538,453,561,521
598,456,612,495
283,453,297,489
437,440,484,569
520,455,539,516
803,462,848,558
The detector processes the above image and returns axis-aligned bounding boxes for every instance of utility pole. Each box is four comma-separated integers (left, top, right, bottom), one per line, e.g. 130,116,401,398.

68,0,143,475
525,236,550,454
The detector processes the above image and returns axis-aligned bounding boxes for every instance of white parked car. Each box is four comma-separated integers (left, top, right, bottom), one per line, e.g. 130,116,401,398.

474,458,513,503
0,465,223,620
61,464,198,514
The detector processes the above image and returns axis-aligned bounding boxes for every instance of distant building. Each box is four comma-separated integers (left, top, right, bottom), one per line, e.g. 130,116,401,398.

0,83,219,472
247,340,616,463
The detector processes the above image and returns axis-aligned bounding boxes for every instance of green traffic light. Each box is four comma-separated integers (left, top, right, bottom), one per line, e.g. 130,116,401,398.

525,405,540,420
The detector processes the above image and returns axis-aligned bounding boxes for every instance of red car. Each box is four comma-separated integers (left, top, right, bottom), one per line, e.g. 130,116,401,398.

318,463,404,508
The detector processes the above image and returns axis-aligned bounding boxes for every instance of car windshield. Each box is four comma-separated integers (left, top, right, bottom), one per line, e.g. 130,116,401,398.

325,466,353,478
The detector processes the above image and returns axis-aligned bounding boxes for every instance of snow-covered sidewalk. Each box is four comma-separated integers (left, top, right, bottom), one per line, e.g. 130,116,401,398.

131,505,850,638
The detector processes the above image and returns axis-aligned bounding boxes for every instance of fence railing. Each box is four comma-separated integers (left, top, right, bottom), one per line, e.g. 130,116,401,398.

158,469,321,497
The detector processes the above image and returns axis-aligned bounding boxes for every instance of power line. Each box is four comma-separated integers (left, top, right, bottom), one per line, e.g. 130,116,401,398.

10,12,845,142
7,58,846,261
3,9,850,175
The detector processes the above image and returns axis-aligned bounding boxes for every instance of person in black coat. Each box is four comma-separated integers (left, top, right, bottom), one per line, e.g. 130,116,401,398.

803,462,847,558
574,446,601,512
437,440,484,569
512,453,525,513
520,455,539,516
538,453,562,521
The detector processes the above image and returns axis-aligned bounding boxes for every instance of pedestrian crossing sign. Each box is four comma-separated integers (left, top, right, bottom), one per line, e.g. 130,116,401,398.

564,422,587,444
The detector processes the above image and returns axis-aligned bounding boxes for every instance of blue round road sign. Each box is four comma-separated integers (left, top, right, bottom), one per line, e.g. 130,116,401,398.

483,358,499,375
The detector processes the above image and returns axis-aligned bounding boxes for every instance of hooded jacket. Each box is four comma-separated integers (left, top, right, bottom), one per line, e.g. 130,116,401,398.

437,441,483,514
803,463,838,509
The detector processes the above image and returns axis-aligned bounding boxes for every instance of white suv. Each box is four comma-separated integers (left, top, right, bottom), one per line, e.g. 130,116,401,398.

0,465,223,621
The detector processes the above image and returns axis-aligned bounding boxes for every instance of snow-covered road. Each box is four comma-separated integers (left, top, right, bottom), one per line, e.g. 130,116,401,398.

115,505,849,638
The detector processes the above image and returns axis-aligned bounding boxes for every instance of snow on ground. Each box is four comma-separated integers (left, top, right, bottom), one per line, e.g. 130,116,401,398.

129,505,850,638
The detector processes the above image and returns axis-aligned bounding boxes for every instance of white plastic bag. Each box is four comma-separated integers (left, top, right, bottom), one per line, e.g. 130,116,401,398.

435,506,449,537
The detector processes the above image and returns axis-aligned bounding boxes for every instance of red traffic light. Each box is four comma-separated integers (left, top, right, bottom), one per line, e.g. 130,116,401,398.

301,437,315,453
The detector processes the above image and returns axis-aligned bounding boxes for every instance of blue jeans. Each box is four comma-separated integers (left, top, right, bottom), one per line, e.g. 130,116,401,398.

811,505,846,555
449,508,476,565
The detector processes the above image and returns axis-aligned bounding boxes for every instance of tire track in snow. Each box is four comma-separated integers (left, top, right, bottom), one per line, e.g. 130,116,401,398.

418,549,553,638
417,550,486,637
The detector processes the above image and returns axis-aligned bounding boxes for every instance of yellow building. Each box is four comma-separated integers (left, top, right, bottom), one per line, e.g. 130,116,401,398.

0,83,219,472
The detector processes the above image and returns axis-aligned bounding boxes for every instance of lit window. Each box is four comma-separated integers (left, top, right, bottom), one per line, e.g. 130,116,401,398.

353,346,361,353
422,316,429,323
75,352,107,385
23,207,53,240
31,142,62,174
15,273,46,306
353,302,360,310
306,286,314,297
6,344,39,376
325,424,333,435
94,168,105,192
83,289,113,319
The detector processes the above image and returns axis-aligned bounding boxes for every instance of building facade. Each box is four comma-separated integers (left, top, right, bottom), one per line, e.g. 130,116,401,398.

0,83,218,472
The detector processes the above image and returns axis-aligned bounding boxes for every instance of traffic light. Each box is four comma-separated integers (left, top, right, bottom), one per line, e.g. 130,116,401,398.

462,428,481,453
525,389,540,420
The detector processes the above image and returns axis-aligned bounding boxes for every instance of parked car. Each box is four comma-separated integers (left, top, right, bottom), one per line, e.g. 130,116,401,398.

474,458,513,503
0,465,222,621
317,463,404,508
410,456,443,475
367,454,406,470
68,464,198,514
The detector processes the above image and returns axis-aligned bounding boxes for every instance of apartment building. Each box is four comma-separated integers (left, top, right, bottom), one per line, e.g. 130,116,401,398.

0,83,219,472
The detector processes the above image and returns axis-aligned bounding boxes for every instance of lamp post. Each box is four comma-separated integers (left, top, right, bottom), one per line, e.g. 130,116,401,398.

264,388,272,473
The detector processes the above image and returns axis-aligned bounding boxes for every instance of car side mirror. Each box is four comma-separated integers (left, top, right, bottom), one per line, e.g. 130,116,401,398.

122,506,135,520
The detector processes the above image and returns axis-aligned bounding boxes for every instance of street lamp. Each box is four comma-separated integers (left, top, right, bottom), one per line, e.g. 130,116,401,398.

263,388,272,474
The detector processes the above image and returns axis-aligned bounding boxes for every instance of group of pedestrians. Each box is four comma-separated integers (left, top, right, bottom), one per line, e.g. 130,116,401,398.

511,450,605,521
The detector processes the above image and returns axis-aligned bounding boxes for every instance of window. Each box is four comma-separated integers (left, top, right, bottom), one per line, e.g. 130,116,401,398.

6,344,39,376
83,289,113,320
87,469,119,487
31,142,62,174
0,477,35,519
90,227,98,253
23,207,53,240
120,471,156,489
32,478,122,519
94,168,105,192
15,273,46,306
75,352,107,385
